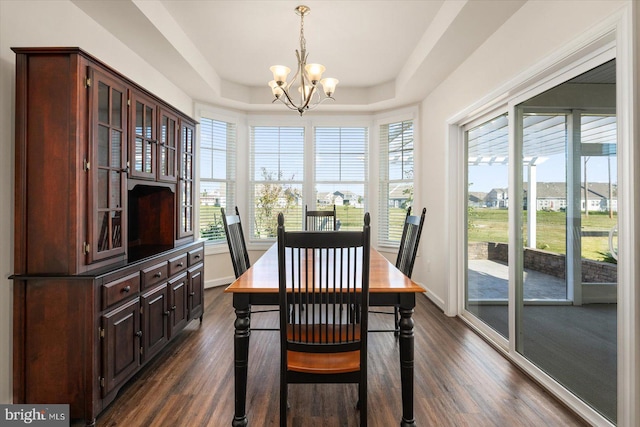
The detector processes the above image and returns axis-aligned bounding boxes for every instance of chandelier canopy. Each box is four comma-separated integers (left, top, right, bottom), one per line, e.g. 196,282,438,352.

268,5,338,116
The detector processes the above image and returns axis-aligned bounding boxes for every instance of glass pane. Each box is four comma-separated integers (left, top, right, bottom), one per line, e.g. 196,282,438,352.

111,211,122,248
145,141,153,173
516,60,617,423
98,82,109,124
145,106,153,139
185,181,191,202
199,181,225,240
111,130,121,168
136,102,143,136
98,169,108,209
466,113,509,339
313,183,365,231
98,125,109,167
112,89,122,127
160,148,167,175
184,207,191,231
110,171,121,208
135,137,143,172
97,212,109,252
254,183,303,237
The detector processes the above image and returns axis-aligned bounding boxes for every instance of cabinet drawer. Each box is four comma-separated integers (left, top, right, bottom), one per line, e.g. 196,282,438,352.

142,261,169,289
188,247,204,266
168,253,188,277
102,273,140,310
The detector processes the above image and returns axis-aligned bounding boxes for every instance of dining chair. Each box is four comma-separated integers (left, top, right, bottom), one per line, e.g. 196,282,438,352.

304,204,337,230
277,212,370,427
221,207,251,279
371,207,426,335
222,206,278,330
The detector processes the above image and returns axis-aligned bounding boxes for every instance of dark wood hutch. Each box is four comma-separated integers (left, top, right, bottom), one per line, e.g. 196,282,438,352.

11,47,204,426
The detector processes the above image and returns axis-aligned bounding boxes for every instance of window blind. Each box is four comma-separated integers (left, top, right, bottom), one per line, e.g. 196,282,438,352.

250,126,305,238
379,120,414,246
199,117,236,244
314,127,368,230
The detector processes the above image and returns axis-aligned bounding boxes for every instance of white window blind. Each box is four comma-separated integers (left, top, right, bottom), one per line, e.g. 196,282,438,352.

379,120,414,246
314,127,368,230
199,117,236,244
250,126,304,239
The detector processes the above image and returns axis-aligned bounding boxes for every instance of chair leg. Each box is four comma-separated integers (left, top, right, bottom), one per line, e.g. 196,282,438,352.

359,382,367,427
394,306,400,337
280,382,287,427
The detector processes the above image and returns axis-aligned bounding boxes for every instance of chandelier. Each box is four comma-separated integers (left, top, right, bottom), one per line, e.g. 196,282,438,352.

268,5,338,116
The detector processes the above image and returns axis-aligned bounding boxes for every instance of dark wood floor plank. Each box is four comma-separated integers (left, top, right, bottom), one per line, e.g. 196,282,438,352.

89,286,586,427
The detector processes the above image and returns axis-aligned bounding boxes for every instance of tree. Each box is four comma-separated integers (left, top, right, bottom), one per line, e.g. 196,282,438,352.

254,168,301,238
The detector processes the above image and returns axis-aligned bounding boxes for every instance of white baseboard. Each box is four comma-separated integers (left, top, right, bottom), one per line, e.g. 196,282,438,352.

205,276,235,289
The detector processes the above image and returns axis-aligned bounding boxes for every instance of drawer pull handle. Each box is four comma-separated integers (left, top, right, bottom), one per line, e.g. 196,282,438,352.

171,305,177,311
194,254,201,259
189,292,195,296
154,271,163,278
164,311,170,316
135,331,143,338
177,262,184,267
121,286,131,293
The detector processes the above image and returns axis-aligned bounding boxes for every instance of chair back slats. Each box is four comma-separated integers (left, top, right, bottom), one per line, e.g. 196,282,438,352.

304,204,337,231
395,207,426,278
222,207,251,278
278,213,370,356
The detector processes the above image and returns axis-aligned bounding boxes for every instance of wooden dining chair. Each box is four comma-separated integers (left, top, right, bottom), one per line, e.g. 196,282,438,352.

222,206,278,330
371,207,426,335
277,212,371,427
221,207,251,279
304,204,337,230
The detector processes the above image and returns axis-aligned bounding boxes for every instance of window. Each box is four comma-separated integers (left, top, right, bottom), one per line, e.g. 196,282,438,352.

250,126,304,239
314,127,368,230
199,117,236,244
379,120,414,246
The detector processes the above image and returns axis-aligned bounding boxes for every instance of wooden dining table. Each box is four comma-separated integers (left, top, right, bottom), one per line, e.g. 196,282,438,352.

224,243,424,427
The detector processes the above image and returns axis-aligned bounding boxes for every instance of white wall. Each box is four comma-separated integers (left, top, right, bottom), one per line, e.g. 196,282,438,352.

0,0,195,404
414,0,627,313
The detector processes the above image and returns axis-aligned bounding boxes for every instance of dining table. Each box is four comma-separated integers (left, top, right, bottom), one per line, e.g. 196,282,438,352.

224,243,425,427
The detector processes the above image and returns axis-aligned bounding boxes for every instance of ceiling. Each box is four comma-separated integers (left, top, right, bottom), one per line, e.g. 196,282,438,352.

72,0,527,113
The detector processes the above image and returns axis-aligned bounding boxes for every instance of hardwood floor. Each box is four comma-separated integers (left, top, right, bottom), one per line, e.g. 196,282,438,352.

90,286,587,427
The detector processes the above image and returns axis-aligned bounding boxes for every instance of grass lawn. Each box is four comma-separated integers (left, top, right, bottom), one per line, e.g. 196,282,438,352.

468,208,617,261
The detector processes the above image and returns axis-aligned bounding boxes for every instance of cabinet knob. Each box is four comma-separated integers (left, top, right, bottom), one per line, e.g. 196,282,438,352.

189,292,195,296
121,285,131,293
171,305,177,311
154,271,163,278
164,311,170,316
135,331,143,338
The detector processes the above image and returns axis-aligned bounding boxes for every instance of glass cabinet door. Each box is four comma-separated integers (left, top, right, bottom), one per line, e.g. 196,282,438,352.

177,121,195,239
89,68,128,263
158,108,178,183
130,91,157,180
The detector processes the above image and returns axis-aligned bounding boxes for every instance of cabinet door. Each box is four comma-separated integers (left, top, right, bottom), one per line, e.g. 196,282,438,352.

168,272,189,338
88,68,128,264
177,121,196,239
158,108,178,183
130,91,157,180
101,298,141,396
140,283,169,362
188,264,204,321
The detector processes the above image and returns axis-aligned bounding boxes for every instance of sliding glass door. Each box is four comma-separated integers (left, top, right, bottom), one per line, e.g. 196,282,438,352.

464,60,618,423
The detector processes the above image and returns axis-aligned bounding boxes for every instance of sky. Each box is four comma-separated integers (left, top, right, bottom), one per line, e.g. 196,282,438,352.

468,154,617,193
